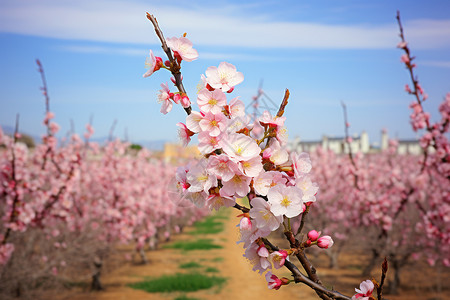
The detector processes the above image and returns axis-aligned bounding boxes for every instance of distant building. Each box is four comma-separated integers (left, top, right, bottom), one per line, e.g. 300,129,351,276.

289,130,423,155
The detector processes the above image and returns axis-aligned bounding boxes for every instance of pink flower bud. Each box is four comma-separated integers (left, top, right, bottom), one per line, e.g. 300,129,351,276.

265,272,283,290
400,54,410,64
180,95,190,108
307,230,320,242
239,217,252,231
317,236,334,249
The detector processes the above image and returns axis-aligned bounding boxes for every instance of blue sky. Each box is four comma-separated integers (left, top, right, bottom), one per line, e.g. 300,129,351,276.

1,0,449,146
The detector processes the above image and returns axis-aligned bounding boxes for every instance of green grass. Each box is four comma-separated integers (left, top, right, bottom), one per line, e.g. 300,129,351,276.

189,216,224,235
174,296,202,300
179,261,202,269
204,267,219,273
129,273,226,293
211,257,223,262
164,239,222,251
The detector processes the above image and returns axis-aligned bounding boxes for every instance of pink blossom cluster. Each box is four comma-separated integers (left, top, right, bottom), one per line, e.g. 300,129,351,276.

144,36,332,285
306,145,449,273
0,112,209,269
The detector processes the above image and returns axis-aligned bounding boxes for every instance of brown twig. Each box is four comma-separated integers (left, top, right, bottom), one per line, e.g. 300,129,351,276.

276,89,290,118
262,238,350,300
377,257,388,300
1,114,21,245
146,13,192,115
341,102,361,190
296,205,310,236
233,203,250,213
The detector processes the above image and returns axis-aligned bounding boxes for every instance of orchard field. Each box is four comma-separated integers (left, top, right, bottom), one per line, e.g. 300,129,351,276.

1,4,449,300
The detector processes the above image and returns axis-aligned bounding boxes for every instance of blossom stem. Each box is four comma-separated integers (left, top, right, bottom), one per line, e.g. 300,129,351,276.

296,205,310,236
146,13,192,115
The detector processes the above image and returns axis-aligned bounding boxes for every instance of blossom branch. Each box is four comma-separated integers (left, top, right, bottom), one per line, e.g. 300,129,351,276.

146,13,192,115
1,114,21,245
341,102,361,190
263,237,350,300
396,11,448,176
377,257,388,300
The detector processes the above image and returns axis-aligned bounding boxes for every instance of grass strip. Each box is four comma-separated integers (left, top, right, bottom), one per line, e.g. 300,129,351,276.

129,273,226,293
164,239,222,251
179,261,202,269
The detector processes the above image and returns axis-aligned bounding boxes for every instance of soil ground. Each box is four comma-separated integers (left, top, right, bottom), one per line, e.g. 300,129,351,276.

51,208,449,300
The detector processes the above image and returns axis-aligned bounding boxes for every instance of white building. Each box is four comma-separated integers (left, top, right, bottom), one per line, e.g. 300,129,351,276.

289,131,423,155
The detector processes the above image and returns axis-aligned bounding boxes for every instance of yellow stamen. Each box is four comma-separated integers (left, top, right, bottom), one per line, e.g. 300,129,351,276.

281,196,291,207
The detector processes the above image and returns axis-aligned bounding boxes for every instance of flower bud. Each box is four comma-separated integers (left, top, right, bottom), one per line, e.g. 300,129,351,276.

239,216,252,231
317,236,334,249
307,230,320,242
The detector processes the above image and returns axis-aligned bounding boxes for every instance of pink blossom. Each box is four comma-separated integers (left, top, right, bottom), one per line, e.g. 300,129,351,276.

143,50,163,78
176,122,193,146
295,175,319,203
175,166,190,192
226,115,250,134
269,250,288,269
249,197,283,231
186,163,217,193
199,112,228,137
166,37,198,62
198,131,222,154
157,83,173,114
291,152,312,177
238,223,271,248
204,62,244,92
265,272,283,290
197,88,227,114
317,236,334,249
207,154,239,181
276,125,289,145
220,174,251,198
243,242,271,274
206,193,235,210
221,133,261,161
259,110,286,128
253,171,287,196
352,280,374,300
228,97,246,118
263,139,289,165
267,185,304,218
239,156,263,178
186,111,203,133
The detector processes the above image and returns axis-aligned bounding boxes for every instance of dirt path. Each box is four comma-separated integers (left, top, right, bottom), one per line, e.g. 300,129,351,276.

54,207,316,300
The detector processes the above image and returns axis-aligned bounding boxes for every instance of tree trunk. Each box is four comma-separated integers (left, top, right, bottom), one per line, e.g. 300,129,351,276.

139,248,148,264
91,256,103,291
328,251,339,269
387,259,401,295
362,248,380,277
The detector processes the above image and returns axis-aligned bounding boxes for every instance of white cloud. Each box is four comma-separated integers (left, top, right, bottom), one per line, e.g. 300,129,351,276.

59,45,147,56
420,60,450,68
0,0,450,49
